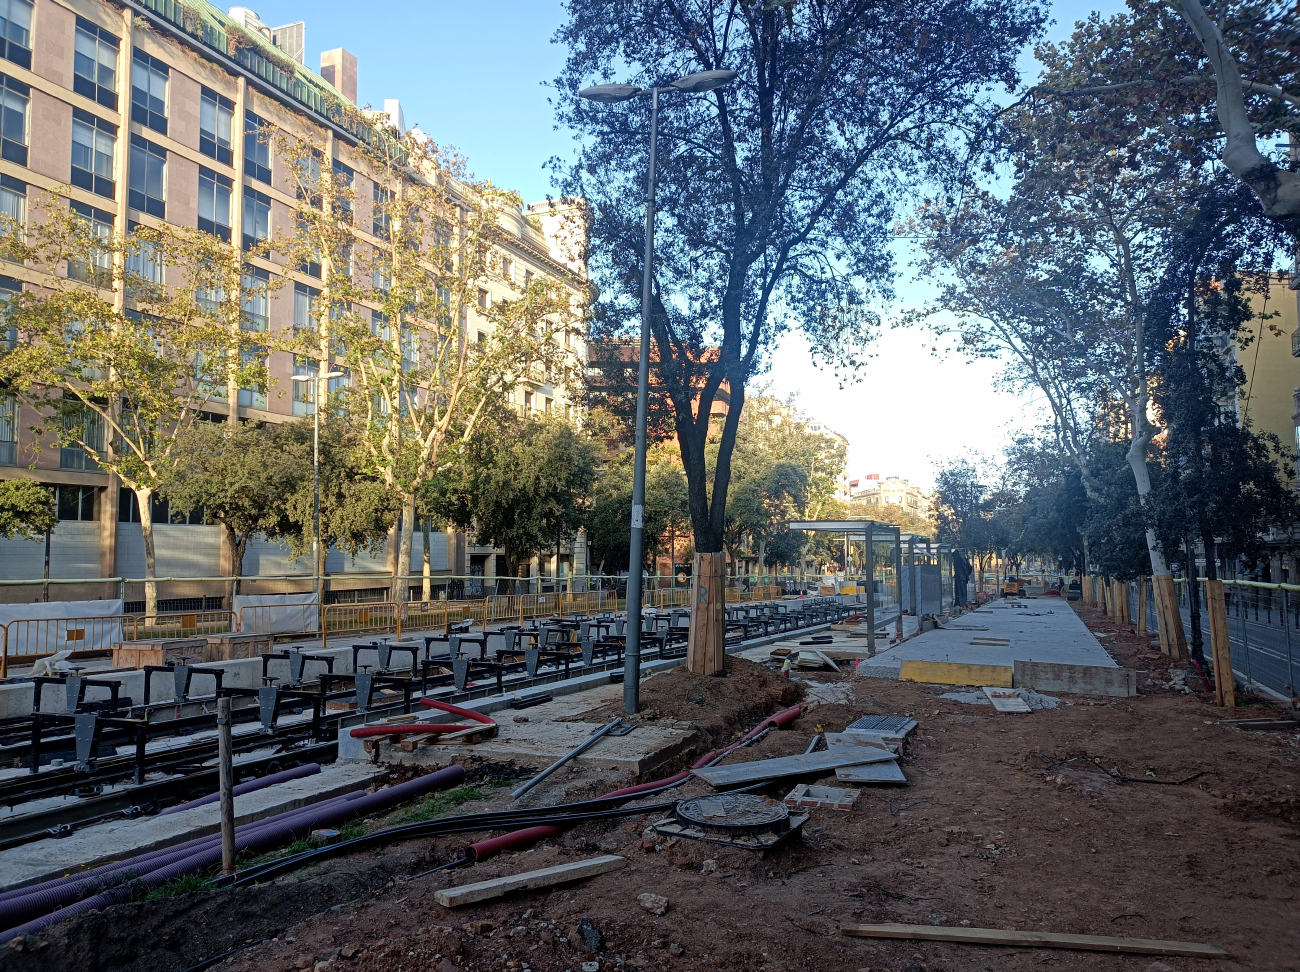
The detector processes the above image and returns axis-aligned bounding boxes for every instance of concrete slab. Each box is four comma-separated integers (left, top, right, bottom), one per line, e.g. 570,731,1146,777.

1014,660,1137,698
855,600,1118,676
367,681,700,777
0,761,383,893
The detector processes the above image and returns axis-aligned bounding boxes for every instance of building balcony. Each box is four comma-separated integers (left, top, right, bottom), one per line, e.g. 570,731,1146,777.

1292,327,1300,357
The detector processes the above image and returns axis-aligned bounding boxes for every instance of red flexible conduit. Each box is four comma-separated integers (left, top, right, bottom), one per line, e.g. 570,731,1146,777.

465,702,805,861
349,697,498,738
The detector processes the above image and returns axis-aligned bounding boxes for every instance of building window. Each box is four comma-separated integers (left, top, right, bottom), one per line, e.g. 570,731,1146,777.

0,390,15,465
244,111,271,183
0,173,23,249
524,268,534,288
130,50,168,134
199,87,233,165
500,256,512,281
125,223,162,291
523,390,532,414
68,201,112,284
128,135,166,218
332,159,354,216
241,265,269,332
0,272,17,349
293,282,318,334
118,489,204,525
74,19,118,109
197,167,232,242
0,73,27,166
242,186,270,250
400,324,417,372
0,0,32,70
297,217,320,277
70,108,116,200
477,288,489,310
59,404,103,470
292,354,316,416
238,347,266,409
56,484,97,521
372,183,389,238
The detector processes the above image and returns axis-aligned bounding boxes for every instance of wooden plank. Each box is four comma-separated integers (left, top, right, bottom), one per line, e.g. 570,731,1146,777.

687,552,726,675
839,923,1228,958
434,855,626,907
898,660,1013,688
1205,579,1235,708
1136,577,1148,640
692,747,896,787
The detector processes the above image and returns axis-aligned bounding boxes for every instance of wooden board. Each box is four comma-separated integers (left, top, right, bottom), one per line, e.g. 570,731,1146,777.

839,923,1228,958
687,552,726,675
898,660,1014,688
691,747,897,787
434,855,626,907
1205,579,1235,708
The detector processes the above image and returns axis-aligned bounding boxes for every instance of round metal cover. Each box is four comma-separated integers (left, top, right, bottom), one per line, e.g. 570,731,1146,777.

675,793,790,835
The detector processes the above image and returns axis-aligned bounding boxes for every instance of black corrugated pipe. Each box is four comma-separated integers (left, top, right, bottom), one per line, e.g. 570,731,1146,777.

0,766,465,944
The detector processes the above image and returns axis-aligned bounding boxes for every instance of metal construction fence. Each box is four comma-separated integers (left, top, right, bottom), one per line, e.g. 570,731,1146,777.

1,571,854,672
0,610,234,676
1125,578,1299,701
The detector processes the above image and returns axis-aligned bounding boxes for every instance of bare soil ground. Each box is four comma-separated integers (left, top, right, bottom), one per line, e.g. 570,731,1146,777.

3,602,1297,972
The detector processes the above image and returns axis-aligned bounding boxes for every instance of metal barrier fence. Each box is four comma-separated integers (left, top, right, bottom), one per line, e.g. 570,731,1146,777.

1127,579,1299,701
0,610,235,676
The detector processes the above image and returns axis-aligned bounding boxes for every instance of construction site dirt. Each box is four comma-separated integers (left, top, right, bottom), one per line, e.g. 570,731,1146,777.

1,603,1297,972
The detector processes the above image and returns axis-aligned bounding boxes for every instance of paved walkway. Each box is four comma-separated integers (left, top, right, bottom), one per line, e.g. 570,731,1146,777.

857,597,1117,672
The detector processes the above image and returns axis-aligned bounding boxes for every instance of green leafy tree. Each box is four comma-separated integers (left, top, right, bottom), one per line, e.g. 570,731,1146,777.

586,446,691,576
433,416,599,586
932,458,1011,592
0,480,57,540
0,190,264,615
554,0,1045,648
274,419,398,574
273,121,582,603
160,422,302,603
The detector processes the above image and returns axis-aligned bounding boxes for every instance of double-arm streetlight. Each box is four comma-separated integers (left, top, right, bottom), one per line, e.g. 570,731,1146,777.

290,369,343,598
579,68,736,715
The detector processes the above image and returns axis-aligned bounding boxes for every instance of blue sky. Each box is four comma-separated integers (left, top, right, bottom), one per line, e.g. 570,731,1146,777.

252,0,1131,488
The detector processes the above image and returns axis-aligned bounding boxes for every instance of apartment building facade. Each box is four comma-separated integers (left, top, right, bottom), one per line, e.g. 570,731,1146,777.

0,0,588,605
849,474,929,513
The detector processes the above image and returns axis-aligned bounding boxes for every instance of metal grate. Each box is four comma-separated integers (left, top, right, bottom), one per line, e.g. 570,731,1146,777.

845,715,914,733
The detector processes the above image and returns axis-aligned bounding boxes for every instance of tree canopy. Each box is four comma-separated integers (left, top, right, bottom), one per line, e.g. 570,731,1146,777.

554,0,1046,557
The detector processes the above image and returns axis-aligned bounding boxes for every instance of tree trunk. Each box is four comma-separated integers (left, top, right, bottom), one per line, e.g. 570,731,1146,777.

394,492,416,604
223,523,244,609
1125,437,1188,657
421,515,432,602
134,487,158,619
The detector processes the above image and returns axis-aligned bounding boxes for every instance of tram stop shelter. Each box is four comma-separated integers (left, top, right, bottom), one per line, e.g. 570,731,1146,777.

787,520,902,652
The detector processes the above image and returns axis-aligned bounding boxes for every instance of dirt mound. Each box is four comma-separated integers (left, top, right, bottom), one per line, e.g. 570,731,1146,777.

634,656,802,744
1223,791,1300,826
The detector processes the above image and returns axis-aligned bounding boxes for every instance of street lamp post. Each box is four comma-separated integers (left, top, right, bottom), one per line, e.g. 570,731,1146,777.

579,68,736,715
290,370,343,598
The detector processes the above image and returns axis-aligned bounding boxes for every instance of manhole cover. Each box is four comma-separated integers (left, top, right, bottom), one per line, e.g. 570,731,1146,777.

676,794,790,835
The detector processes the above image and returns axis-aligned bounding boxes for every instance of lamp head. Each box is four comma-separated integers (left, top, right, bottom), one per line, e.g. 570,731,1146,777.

579,83,642,104
668,69,736,93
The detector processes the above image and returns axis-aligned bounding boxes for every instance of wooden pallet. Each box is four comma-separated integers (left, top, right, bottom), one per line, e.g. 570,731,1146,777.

403,722,499,751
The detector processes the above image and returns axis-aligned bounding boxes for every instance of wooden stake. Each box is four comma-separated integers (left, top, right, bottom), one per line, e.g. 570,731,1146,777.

840,923,1227,958
1136,577,1148,637
1205,579,1235,708
216,695,236,875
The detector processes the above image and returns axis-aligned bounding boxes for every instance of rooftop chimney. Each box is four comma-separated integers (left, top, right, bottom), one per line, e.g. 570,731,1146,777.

320,48,357,104
383,99,406,134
